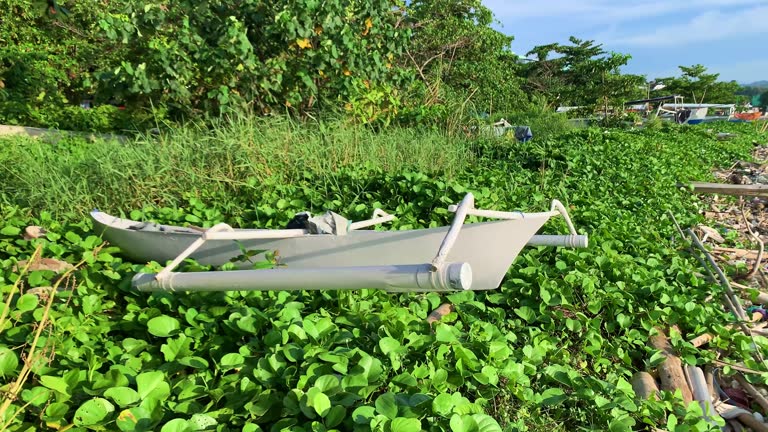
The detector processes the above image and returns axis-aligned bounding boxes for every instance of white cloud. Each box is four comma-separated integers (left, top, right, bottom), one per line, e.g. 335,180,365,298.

611,6,768,46
485,0,763,23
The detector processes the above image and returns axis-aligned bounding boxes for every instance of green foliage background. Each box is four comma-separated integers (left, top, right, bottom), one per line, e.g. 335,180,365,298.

2,0,748,131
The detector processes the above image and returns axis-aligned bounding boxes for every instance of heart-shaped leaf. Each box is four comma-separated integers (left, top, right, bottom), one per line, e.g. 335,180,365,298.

74,397,115,427
147,315,181,337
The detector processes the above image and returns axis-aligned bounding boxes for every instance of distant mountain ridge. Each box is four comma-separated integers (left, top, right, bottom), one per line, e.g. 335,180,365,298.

744,80,768,88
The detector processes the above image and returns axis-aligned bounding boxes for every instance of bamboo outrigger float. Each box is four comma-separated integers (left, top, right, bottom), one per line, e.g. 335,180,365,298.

90,193,588,293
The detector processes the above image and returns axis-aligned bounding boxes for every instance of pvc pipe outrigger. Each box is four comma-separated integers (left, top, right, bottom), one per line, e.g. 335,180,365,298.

133,261,473,293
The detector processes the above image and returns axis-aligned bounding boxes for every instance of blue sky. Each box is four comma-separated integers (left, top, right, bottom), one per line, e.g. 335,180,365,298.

483,0,768,84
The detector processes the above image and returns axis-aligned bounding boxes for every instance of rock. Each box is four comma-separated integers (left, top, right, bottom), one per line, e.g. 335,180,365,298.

23,226,47,240
13,258,73,274
427,303,455,325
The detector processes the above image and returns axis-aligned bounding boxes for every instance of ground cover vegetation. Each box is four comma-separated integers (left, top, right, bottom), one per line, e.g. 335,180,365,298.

1,121,767,431
3,0,768,431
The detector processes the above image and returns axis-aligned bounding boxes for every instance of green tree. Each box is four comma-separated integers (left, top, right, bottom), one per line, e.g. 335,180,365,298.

97,0,411,118
759,91,768,112
403,0,526,113
0,0,120,123
655,65,740,104
521,37,644,112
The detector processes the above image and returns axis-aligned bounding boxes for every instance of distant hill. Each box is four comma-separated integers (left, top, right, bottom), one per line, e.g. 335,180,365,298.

744,80,768,88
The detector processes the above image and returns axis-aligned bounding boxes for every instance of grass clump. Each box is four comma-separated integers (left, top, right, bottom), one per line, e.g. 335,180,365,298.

0,114,476,216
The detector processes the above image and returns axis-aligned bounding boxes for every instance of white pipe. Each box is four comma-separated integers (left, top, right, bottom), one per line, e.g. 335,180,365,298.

550,200,577,235
156,223,235,280
204,229,308,240
528,234,588,248
349,209,395,230
135,262,473,293
686,366,721,427
432,193,474,270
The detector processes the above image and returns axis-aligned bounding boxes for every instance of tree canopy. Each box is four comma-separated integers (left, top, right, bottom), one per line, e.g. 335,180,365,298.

520,37,645,111
0,0,753,129
654,64,741,104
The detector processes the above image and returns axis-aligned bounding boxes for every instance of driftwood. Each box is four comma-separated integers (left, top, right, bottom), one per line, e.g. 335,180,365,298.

679,182,768,197
714,247,762,260
698,225,725,243
717,403,768,432
727,420,746,432
650,327,693,404
741,208,765,279
631,372,660,400
704,365,717,401
732,281,768,304
737,414,768,432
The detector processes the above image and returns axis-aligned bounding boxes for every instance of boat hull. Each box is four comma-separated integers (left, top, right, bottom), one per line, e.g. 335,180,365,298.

91,211,552,291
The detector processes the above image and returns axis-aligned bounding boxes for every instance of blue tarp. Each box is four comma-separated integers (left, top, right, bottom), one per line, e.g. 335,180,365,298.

512,126,533,142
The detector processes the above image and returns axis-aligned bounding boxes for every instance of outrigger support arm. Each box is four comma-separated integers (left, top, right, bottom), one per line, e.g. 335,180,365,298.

444,195,589,253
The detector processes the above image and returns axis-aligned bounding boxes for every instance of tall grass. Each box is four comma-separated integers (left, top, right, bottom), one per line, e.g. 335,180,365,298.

0,114,476,215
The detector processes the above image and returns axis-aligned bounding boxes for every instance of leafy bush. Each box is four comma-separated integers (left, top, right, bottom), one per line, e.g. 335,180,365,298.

96,0,412,118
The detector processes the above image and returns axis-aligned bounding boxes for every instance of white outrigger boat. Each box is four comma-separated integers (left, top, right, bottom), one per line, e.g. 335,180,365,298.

90,193,588,293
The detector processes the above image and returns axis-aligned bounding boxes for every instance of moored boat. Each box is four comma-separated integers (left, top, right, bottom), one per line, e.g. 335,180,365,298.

91,193,588,293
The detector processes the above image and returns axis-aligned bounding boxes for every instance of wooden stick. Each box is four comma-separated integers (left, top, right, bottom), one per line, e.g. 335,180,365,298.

690,312,764,348
679,182,768,197
734,373,768,415
713,360,766,376
650,327,694,404
741,208,765,280
687,229,748,322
